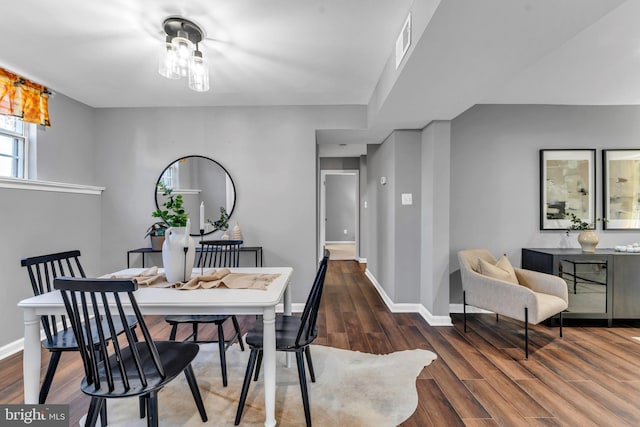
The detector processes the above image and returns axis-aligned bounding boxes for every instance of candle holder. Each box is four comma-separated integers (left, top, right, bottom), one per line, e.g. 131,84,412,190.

200,228,205,275
183,246,189,282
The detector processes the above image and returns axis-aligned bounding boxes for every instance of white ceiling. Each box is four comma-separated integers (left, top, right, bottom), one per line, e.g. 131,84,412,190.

1,0,638,146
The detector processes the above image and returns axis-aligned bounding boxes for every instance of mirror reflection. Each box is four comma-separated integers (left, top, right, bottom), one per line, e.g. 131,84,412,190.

155,156,236,236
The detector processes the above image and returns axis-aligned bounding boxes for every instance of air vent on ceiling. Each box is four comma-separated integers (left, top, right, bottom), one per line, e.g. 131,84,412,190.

395,13,412,69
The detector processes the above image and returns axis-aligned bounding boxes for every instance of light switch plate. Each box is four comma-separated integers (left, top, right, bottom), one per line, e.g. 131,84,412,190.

401,193,413,205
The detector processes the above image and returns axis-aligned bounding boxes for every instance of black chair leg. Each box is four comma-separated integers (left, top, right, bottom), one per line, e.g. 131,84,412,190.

232,315,245,351
184,364,208,422
39,351,62,404
559,311,564,338
192,323,199,342
147,391,159,427
296,351,312,427
99,398,107,427
218,323,228,387
305,347,316,383
235,349,259,425
85,397,103,427
254,350,263,381
169,324,178,341
463,291,467,333
496,313,499,322
139,396,147,418
524,308,529,359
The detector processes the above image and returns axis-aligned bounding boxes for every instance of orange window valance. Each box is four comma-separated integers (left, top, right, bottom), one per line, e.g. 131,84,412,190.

0,67,51,127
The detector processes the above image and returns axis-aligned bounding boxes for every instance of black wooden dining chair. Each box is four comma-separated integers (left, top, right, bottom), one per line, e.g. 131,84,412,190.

20,250,138,404
234,250,330,427
54,276,208,427
165,239,245,387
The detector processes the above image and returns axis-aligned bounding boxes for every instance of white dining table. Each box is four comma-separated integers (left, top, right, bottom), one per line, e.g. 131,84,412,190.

18,266,293,427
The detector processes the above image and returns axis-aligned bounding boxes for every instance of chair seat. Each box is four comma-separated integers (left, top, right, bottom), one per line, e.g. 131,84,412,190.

42,315,137,351
81,341,200,398
246,315,317,349
165,314,231,324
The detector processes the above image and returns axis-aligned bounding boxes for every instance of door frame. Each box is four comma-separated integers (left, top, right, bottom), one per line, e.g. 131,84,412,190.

320,169,359,260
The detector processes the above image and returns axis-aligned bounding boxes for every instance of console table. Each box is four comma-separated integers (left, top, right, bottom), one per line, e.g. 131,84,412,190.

522,248,640,324
128,246,263,268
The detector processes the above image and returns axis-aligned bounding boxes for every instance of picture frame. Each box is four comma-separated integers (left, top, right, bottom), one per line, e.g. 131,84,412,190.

540,149,596,230
602,149,640,229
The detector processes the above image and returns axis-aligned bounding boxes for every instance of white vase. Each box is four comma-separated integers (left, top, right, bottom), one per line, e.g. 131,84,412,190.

577,230,599,253
162,227,195,282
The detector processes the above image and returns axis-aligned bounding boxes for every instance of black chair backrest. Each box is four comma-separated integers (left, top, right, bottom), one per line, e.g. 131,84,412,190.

54,277,164,393
295,250,330,347
21,250,86,344
198,240,243,268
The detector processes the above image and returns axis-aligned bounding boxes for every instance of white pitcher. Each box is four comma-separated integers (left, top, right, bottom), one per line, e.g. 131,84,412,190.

162,227,195,283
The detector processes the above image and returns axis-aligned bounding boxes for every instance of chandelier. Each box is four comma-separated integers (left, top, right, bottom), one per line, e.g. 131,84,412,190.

158,17,209,92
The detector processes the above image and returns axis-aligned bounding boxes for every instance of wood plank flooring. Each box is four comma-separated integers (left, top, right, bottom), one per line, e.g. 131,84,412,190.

1,260,640,426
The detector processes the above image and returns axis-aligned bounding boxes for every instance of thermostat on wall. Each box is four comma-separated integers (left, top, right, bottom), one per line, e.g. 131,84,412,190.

380,176,387,185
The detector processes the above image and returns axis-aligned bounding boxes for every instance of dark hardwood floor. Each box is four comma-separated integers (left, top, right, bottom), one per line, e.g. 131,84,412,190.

2,260,640,426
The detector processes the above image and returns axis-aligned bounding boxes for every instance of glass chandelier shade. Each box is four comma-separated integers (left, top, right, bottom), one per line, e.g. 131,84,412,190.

158,17,210,92
188,50,209,92
158,36,180,79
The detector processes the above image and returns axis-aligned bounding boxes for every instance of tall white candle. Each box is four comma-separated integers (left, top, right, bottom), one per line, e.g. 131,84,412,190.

184,219,191,247
199,201,205,231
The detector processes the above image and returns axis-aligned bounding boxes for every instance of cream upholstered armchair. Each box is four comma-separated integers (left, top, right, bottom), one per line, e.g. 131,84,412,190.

457,249,568,358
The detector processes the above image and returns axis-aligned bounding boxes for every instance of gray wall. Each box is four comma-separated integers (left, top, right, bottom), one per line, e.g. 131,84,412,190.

325,174,356,241
450,104,640,303
366,130,421,303
319,157,360,170
93,105,365,305
1,94,101,346
37,94,97,184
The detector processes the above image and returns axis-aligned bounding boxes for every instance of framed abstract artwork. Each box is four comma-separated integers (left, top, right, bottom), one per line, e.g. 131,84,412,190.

602,149,640,229
540,149,596,230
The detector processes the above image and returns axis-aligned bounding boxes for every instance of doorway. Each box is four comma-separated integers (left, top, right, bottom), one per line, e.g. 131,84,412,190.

320,170,359,261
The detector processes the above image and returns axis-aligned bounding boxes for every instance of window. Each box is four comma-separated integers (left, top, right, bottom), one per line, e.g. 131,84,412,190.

0,115,27,178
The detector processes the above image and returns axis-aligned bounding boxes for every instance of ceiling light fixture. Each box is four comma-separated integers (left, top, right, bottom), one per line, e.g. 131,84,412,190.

158,17,209,92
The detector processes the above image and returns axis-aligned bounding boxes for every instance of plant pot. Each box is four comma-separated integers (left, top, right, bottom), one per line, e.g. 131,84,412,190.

577,230,599,253
150,235,165,251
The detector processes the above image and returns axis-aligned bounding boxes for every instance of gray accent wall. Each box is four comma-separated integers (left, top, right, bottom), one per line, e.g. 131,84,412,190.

37,94,97,184
450,104,640,303
93,106,365,305
366,130,421,303
1,94,100,346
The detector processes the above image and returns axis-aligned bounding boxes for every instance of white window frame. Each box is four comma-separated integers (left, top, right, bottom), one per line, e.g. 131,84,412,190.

0,116,29,179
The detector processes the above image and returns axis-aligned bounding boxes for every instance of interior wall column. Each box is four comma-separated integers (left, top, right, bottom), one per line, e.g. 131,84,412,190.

420,120,451,316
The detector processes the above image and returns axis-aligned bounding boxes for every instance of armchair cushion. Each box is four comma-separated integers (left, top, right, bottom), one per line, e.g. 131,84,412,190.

478,255,519,284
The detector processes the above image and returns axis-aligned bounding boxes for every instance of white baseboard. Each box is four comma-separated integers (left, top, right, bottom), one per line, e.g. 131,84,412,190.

0,337,27,360
449,304,493,314
357,257,367,264
364,269,453,326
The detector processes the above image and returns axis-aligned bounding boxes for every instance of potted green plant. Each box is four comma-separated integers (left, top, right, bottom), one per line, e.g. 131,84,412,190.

207,206,230,238
566,213,607,253
146,182,189,249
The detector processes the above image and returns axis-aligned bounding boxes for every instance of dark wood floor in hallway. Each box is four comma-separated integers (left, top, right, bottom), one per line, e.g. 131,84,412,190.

1,259,640,426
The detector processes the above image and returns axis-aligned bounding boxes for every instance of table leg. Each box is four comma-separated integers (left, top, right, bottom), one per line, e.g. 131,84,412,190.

262,306,277,427
284,281,292,368
23,309,41,403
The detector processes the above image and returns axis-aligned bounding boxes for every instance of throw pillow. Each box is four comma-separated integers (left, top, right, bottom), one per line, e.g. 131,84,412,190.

477,255,519,284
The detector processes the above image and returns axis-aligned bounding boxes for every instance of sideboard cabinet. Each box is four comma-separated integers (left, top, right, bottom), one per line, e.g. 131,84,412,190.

522,248,640,324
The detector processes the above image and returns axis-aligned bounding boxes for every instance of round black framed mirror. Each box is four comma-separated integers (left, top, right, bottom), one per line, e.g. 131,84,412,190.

155,155,236,236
